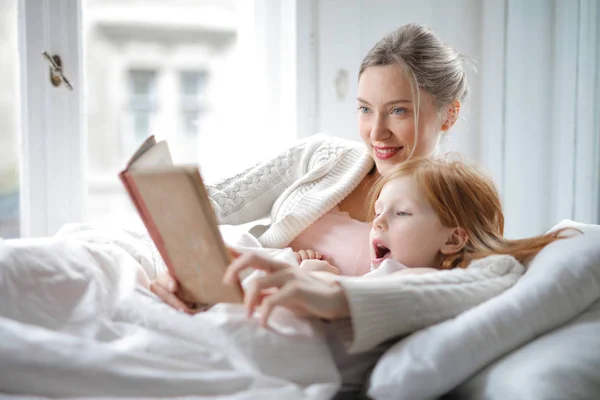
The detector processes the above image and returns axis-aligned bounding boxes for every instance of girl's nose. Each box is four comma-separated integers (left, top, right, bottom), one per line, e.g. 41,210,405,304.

373,213,387,231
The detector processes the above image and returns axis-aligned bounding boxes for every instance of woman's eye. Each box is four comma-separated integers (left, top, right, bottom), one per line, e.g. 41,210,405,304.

357,106,371,114
391,107,407,115
396,211,411,216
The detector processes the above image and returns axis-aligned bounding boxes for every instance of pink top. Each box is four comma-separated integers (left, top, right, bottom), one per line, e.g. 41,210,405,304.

289,207,372,276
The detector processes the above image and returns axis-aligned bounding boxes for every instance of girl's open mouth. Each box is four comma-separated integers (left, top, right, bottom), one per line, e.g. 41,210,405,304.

373,241,391,265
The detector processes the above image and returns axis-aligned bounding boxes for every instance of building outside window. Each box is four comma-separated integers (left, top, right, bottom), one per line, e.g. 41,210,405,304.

83,0,239,227
179,71,207,136
129,70,157,142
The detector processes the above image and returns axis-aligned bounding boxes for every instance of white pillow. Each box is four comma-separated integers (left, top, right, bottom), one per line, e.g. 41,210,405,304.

446,298,600,400
445,219,600,400
368,220,600,400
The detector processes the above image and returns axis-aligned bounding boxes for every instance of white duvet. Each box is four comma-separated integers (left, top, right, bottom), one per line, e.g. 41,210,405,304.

1,222,599,400
0,225,340,400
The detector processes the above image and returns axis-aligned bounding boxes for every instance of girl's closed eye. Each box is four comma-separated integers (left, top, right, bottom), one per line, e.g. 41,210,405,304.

396,210,412,216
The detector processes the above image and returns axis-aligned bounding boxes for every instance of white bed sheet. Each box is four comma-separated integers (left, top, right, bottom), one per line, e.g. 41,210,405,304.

0,226,340,399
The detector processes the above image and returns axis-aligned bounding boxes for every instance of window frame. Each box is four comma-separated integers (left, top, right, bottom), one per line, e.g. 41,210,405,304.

19,0,84,237
17,0,316,237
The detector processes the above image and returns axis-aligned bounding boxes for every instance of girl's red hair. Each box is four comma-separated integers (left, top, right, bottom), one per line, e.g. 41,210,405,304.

369,156,571,269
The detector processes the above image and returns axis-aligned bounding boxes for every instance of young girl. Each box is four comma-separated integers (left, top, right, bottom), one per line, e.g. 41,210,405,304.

226,155,572,398
292,155,570,278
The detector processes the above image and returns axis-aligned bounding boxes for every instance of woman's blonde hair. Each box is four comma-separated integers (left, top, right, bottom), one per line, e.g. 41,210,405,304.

359,23,471,157
368,157,570,269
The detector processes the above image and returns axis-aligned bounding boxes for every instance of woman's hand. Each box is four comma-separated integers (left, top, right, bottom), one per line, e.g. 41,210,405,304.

293,249,325,264
390,267,439,276
150,271,196,314
299,259,341,275
150,247,242,314
223,252,351,326
150,271,210,314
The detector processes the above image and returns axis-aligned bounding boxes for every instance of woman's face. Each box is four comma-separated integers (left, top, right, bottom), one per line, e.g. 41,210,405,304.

357,64,442,175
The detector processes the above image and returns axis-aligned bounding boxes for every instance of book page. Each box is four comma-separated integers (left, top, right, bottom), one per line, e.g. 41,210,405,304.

125,135,156,167
128,140,173,171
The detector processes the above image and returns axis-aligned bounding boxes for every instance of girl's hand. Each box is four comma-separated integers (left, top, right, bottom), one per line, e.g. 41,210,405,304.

299,259,341,275
223,251,350,326
293,249,325,264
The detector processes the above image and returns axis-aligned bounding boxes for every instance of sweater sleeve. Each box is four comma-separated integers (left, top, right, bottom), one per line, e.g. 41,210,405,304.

206,135,329,225
332,255,525,353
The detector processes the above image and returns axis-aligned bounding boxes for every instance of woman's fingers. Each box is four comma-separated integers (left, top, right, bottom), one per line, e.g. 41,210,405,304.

223,250,351,323
298,260,340,274
150,281,195,314
259,284,304,327
294,249,325,264
227,246,242,259
298,250,307,261
151,271,206,314
257,280,337,325
223,252,292,285
244,269,295,316
155,271,178,293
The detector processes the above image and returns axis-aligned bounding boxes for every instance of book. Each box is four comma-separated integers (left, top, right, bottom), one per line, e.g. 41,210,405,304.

119,135,243,305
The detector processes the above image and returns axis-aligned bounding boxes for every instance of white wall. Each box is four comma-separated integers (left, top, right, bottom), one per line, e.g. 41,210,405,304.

500,0,599,237
315,0,600,238
316,0,483,162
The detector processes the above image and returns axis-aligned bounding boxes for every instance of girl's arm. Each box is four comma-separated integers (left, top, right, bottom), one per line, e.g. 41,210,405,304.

332,255,525,353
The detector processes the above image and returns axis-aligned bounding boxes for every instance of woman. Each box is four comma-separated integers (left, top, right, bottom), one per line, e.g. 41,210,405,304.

152,23,470,353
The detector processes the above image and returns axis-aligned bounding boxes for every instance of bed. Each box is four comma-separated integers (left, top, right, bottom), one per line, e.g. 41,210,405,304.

0,220,599,400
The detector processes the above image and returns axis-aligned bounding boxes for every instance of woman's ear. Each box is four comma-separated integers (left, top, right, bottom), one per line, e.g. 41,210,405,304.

441,99,461,132
441,227,468,255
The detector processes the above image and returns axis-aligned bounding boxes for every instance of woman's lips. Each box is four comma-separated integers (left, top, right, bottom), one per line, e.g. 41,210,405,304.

373,146,403,160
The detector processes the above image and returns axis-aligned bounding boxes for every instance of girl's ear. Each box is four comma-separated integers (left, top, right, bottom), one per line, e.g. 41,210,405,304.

441,99,461,132
441,227,468,255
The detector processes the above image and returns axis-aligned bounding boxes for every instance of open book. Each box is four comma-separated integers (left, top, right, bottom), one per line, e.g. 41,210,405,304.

119,136,243,305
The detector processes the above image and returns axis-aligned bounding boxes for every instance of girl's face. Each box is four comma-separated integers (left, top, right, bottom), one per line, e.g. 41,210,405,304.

370,175,453,269
357,64,442,175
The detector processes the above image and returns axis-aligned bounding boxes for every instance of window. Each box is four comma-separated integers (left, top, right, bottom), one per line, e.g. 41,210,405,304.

129,70,157,141
83,0,242,226
15,0,310,236
0,0,20,238
179,71,207,136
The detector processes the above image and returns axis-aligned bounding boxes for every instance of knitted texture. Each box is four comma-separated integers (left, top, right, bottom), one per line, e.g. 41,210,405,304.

207,134,374,248
333,255,525,353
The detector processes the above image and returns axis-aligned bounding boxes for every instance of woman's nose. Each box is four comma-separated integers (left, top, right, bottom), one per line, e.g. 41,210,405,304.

370,115,390,141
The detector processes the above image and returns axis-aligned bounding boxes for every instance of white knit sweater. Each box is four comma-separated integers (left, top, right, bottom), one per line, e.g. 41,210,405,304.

333,255,524,353
206,134,525,353
207,134,374,248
